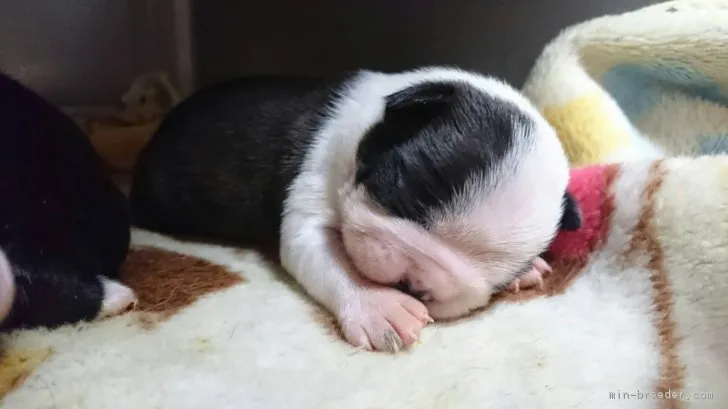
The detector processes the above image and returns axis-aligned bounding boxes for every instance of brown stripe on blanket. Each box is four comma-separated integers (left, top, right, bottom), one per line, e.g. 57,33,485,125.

624,160,685,409
122,247,245,328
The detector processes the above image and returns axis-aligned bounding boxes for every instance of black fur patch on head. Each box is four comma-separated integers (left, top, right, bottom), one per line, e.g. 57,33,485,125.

355,80,535,227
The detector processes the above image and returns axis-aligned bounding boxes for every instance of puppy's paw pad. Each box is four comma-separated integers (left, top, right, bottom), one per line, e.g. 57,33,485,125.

339,287,432,353
99,277,138,318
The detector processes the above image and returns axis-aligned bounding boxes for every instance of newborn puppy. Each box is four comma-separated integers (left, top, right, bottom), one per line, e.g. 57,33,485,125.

0,73,136,330
130,67,580,352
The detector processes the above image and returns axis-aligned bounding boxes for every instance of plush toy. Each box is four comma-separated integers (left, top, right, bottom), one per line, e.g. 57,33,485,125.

549,164,617,259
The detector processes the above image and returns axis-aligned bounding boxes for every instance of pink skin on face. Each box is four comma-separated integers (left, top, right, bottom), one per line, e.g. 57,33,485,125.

339,177,566,325
340,188,492,325
340,189,480,294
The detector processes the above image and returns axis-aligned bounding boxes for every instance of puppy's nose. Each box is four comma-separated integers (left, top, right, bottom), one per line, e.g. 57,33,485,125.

396,279,432,302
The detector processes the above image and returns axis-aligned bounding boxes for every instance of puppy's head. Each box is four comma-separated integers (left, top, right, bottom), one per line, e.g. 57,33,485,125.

339,76,580,319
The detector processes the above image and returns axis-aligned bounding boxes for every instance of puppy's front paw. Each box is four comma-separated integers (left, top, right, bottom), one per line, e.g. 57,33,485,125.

507,257,552,293
99,277,138,318
338,287,433,353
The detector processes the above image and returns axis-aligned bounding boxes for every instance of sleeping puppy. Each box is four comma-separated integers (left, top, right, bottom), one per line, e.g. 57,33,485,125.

130,67,581,352
0,73,136,330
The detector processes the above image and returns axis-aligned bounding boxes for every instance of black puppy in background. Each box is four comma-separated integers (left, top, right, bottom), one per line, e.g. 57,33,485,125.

0,73,136,331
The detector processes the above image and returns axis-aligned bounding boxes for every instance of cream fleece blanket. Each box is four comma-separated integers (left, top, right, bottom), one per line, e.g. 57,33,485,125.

2,1,728,408
522,0,728,166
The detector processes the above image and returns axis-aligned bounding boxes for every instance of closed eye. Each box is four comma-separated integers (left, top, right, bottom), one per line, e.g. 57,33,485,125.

395,278,432,301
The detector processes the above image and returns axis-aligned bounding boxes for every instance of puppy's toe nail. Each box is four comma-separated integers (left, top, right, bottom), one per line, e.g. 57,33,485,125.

383,330,403,353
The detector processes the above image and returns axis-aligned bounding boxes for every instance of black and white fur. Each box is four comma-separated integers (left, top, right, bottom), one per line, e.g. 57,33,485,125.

130,67,580,352
0,73,136,331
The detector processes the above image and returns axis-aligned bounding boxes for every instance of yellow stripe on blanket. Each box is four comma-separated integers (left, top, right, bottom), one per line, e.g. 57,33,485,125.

542,93,633,166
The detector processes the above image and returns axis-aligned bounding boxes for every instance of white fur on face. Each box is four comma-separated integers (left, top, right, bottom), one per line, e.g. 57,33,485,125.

338,111,569,319
425,116,569,318
281,66,569,351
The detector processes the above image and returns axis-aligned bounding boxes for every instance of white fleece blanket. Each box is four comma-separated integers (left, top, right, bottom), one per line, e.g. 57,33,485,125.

2,1,728,408
522,0,728,165
3,157,727,409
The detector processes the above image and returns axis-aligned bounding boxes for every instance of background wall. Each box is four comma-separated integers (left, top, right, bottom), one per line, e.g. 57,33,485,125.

0,0,659,108
194,0,658,89
0,0,192,108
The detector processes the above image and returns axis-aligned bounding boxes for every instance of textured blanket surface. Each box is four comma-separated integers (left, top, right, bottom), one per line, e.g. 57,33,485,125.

522,0,728,165
3,1,728,408
2,157,727,409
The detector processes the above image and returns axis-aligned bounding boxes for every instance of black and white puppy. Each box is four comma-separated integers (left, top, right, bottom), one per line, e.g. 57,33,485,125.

0,73,137,331
130,67,581,352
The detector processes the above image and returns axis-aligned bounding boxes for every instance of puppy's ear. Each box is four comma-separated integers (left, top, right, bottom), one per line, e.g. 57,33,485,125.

559,191,582,231
355,82,456,184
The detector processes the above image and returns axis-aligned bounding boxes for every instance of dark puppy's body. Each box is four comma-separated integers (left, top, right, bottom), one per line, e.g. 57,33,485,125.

131,76,347,247
0,73,132,330
132,74,565,243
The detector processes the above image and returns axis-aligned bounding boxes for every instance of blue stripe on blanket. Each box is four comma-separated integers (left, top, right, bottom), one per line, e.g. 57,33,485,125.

698,134,728,154
601,62,728,119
